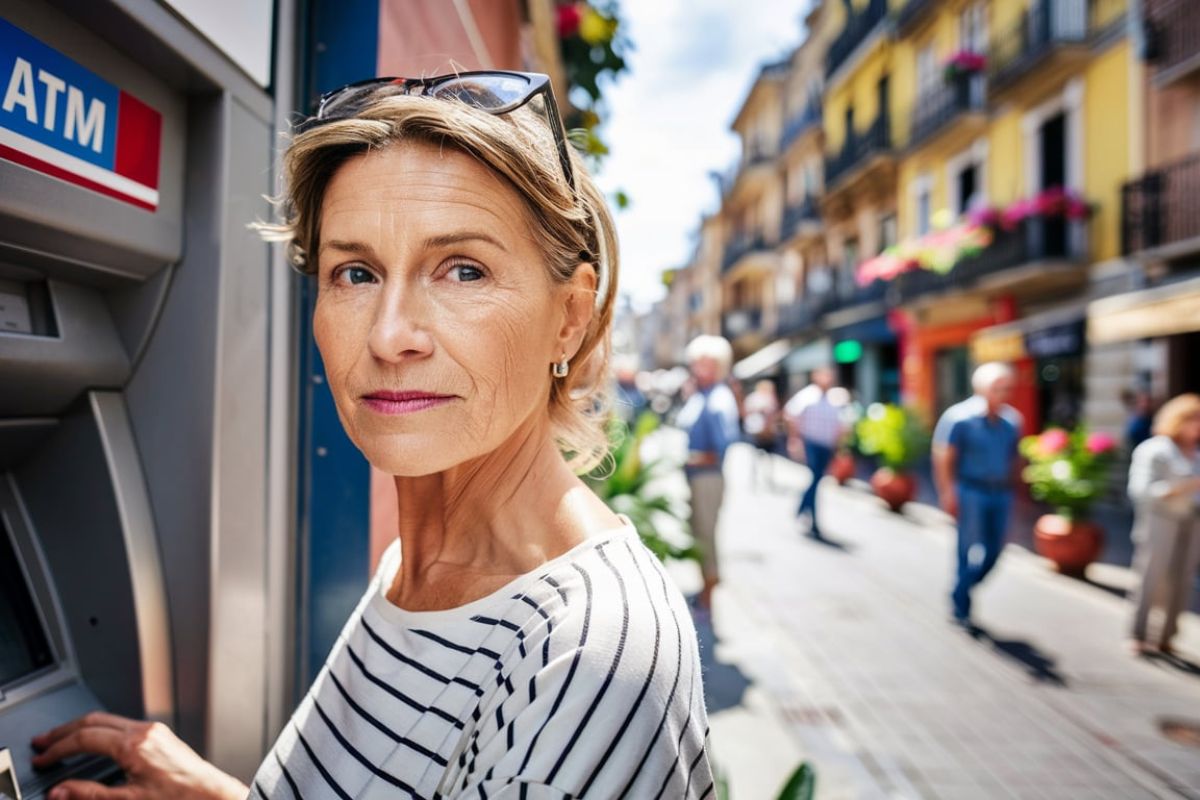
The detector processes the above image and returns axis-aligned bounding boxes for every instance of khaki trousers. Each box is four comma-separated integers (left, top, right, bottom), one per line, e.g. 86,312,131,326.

688,471,726,582
1130,513,1200,646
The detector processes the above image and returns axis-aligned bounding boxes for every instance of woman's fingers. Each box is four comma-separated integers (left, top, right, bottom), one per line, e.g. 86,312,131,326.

46,779,136,800
31,727,126,769
32,712,138,751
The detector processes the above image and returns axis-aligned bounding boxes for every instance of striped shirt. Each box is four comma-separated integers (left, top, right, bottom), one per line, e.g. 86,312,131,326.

784,384,846,448
249,524,714,799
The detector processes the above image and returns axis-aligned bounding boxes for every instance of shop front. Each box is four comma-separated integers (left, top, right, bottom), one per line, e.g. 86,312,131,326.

828,315,900,406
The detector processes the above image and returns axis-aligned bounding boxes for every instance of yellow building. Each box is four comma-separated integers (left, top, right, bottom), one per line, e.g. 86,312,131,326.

871,0,1135,430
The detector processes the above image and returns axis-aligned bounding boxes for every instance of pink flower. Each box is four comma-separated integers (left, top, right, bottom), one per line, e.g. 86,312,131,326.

1037,429,1070,456
1085,432,1117,455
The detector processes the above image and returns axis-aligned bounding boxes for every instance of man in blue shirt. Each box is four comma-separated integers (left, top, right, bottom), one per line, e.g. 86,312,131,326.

677,335,741,612
933,362,1023,624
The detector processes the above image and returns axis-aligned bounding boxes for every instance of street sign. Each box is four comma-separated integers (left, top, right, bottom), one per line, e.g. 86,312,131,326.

0,16,161,211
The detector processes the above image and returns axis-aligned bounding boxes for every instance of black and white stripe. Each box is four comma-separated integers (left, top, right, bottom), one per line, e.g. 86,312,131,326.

249,524,713,799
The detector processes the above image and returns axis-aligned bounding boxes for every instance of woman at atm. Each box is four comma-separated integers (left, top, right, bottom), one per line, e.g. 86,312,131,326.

30,71,714,799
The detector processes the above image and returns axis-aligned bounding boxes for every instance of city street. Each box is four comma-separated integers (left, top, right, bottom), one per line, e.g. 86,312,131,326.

658,438,1200,800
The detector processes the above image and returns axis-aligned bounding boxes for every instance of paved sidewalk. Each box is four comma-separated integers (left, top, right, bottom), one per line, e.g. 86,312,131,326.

657,438,1200,800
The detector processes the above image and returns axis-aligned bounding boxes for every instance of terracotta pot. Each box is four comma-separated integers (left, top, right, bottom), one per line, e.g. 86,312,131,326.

828,452,856,485
870,467,915,512
1033,514,1103,577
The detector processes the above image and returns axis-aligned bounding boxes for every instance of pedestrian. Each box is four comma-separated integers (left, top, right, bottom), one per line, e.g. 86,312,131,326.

933,362,1023,625
744,379,783,490
612,352,648,423
32,71,714,798
1127,393,1200,657
1121,388,1155,452
676,335,740,612
785,366,847,540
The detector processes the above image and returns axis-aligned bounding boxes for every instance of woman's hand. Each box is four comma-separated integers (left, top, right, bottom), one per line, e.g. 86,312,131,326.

31,712,249,800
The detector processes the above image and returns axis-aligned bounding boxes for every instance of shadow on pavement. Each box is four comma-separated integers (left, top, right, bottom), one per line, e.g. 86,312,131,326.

966,623,1069,686
804,532,855,553
688,597,753,714
1147,651,1200,678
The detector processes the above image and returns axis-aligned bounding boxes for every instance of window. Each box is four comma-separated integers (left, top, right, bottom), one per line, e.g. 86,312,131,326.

960,2,987,54
917,44,937,98
879,214,898,252
914,175,933,236
841,237,860,296
956,164,979,214
804,161,818,198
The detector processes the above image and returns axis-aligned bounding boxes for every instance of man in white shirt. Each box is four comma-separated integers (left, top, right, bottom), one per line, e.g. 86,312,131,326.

785,367,848,540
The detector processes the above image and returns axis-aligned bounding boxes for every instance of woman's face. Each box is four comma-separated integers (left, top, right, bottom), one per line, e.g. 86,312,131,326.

313,141,591,475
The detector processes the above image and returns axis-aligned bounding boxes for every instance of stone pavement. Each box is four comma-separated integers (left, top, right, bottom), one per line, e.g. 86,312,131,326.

653,437,1200,800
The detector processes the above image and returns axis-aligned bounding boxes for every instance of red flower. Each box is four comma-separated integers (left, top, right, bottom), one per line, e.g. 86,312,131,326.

1037,429,1070,456
557,3,583,37
1085,432,1117,455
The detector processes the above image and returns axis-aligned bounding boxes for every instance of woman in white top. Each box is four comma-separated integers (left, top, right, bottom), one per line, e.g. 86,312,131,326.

31,72,713,799
1127,393,1200,657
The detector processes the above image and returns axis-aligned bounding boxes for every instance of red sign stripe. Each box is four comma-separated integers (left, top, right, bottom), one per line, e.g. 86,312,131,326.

0,142,156,212
114,90,162,190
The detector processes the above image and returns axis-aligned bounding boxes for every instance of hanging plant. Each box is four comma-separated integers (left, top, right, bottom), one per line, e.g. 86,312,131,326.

555,2,631,165
943,51,987,82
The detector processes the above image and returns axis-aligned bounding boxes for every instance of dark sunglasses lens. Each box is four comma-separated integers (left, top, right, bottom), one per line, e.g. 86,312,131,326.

319,81,400,121
429,74,533,110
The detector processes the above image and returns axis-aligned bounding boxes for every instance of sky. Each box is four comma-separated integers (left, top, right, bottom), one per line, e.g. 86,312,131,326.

593,0,812,311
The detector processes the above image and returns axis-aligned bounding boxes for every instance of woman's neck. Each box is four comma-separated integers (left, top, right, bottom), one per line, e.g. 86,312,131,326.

386,415,619,611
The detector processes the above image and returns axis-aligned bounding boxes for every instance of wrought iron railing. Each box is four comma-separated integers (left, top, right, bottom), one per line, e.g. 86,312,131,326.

1122,153,1200,255
721,233,768,273
894,217,1087,302
825,0,889,79
825,115,891,189
827,277,889,313
780,102,822,150
775,293,833,338
1144,0,1200,78
722,307,764,340
989,0,1124,90
909,74,986,149
782,197,821,240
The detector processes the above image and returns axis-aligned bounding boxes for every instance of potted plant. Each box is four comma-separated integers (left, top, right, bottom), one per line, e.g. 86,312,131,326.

1019,427,1119,576
943,50,987,83
828,404,863,485
585,411,699,564
854,404,930,512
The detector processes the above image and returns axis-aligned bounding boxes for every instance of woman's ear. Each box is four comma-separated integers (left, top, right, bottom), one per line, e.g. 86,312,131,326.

557,262,598,358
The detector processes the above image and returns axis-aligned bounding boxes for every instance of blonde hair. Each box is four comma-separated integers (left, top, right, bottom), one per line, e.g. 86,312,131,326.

260,94,620,473
1152,393,1200,440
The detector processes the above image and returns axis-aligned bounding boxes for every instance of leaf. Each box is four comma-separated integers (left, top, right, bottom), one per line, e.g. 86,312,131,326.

776,762,816,800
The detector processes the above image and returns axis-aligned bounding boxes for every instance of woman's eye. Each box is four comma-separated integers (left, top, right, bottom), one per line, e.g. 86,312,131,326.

449,263,485,282
336,265,375,285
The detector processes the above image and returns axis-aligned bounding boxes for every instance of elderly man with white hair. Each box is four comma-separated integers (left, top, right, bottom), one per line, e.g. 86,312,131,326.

933,362,1024,625
676,335,741,612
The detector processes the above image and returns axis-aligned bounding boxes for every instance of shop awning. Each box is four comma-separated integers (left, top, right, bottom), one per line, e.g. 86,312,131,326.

732,339,791,381
970,303,1087,363
783,338,833,375
1087,275,1200,344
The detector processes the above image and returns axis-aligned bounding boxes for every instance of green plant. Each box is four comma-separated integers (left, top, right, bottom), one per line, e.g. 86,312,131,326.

854,404,930,471
1019,427,1118,520
556,1,631,163
776,762,816,800
584,411,699,563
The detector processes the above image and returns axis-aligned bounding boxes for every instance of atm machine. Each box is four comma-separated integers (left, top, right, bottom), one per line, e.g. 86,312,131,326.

0,0,298,795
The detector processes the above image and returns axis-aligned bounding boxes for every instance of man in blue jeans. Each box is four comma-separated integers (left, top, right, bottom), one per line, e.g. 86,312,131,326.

785,367,847,540
933,362,1022,624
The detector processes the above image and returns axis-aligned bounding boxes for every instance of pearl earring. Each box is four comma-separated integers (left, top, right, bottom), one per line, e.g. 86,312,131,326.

552,355,570,378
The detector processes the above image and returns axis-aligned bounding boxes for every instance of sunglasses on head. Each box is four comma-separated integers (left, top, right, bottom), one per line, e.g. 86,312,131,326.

300,70,576,193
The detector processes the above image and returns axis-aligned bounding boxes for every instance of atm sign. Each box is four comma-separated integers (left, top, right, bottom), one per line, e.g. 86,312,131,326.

0,17,161,212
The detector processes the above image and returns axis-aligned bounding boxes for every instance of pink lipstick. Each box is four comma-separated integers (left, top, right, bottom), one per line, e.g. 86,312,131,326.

362,390,456,415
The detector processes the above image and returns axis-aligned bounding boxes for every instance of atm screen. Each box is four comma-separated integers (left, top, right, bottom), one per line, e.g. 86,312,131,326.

0,519,53,687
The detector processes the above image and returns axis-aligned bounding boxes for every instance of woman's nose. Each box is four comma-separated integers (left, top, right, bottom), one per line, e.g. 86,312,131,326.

367,286,434,363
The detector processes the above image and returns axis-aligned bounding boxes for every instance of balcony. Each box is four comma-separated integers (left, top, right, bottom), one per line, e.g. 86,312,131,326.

775,292,833,338
1144,0,1200,85
722,233,769,273
988,0,1120,99
1122,153,1200,258
896,0,936,33
722,307,764,341
826,0,889,80
781,197,821,241
894,217,1088,303
908,74,986,152
825,115,892,192
827,277,889,314
780,102,822,151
